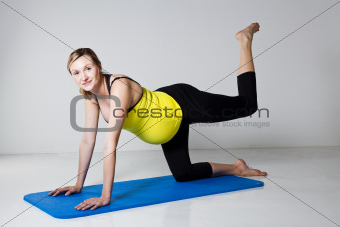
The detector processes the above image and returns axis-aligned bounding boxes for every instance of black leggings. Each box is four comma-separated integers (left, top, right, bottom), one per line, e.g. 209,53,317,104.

154,71,258,182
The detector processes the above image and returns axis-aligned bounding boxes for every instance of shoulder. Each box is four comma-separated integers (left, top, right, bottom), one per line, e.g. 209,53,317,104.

111,74,133,82
109,74,136,105
109,74,135,89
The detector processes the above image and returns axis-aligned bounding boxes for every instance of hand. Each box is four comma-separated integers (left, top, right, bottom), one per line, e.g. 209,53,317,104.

48,185,82,197
75,196,111,211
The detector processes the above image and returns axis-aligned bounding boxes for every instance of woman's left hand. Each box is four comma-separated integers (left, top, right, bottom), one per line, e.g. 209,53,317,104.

75,196,111,211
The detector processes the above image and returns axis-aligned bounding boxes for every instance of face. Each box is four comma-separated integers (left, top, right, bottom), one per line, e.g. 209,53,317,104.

70,55,102,91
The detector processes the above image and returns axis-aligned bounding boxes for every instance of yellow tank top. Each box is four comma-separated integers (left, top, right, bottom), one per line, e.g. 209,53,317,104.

108,87,183,145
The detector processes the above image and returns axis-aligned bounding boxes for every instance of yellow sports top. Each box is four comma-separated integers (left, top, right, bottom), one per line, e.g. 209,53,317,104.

107,87,183,145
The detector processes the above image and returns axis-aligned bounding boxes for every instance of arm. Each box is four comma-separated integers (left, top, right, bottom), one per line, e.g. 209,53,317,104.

76,98,100,189
74,79,133,211
101,79,133,199
49,97,99,197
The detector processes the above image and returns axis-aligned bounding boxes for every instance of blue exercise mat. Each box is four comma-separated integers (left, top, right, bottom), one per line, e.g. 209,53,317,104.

24,175,264,219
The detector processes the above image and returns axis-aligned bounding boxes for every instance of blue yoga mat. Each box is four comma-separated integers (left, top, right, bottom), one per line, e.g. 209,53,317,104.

24,175,264,219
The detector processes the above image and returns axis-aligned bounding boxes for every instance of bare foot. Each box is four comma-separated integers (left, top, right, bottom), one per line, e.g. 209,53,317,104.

235,22,260,43
233,158,267,177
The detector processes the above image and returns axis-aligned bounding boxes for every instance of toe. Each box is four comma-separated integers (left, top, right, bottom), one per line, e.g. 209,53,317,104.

254,169,262,176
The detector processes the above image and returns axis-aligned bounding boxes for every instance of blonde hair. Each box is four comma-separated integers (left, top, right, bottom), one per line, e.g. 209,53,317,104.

66,48,103,100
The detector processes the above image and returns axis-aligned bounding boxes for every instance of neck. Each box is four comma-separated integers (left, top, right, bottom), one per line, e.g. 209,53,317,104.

91,73,108,96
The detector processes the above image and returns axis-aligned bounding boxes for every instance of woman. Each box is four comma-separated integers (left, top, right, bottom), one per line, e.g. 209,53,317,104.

48,22,267,211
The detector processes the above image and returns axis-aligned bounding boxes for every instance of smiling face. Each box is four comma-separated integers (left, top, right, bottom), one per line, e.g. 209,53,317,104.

69,55,102,92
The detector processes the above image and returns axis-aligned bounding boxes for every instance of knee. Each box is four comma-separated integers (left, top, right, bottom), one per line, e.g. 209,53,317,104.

235,105,258,118
247,105,258,116
244,99,258,117
251,101,259,114
173,173,193,182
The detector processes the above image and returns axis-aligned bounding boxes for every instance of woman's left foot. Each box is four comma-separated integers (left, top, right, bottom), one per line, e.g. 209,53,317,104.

233,158,267,176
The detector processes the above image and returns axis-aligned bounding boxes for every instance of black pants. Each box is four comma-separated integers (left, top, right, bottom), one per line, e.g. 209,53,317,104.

154,71,258,182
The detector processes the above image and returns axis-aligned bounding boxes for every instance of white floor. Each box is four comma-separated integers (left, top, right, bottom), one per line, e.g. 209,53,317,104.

0,146,339,227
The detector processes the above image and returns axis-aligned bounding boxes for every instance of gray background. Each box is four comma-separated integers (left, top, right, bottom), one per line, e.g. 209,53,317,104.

1,0,339,154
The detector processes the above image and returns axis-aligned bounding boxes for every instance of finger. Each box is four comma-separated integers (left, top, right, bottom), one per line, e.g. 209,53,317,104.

53,190,64,196
48,190,55,196
50,188,61,196
90,205,98,210
52,187,67,196
81,204,92,210
75,202,84,209
77,203,86,208
76,205,84,210
77,202,88,210
52,190,60,196
86,203,97,210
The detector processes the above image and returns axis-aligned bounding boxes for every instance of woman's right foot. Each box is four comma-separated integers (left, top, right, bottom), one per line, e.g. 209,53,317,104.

235,22,260,43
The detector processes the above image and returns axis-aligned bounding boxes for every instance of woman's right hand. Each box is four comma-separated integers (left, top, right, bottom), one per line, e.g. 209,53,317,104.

48,185,82,197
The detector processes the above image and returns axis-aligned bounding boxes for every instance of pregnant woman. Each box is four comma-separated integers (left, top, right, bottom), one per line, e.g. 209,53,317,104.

49,22,267,211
